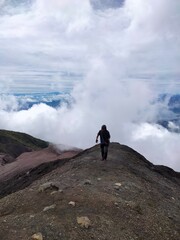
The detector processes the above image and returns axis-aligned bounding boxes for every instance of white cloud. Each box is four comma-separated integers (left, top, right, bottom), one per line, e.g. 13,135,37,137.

130,123,180,170
0,0,179,93
0,0,180,171
0,80,180,171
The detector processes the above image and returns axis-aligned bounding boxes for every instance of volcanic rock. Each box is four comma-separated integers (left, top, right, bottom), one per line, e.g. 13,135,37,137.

31,233,43,240
0,141,179,240
77,216,92,229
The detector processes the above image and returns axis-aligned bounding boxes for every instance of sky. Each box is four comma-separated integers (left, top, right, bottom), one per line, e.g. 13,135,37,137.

0,0,180,170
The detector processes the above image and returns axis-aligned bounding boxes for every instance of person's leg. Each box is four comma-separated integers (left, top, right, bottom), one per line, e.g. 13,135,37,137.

104,145,108,160
100,144,105,160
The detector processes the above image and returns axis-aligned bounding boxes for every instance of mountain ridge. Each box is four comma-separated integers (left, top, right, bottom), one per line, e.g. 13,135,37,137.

0,131,179,239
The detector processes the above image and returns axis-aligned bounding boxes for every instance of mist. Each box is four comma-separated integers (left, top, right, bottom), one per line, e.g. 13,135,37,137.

0,0,180,170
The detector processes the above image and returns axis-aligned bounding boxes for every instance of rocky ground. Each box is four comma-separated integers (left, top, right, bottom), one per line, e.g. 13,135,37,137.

0,142,179,240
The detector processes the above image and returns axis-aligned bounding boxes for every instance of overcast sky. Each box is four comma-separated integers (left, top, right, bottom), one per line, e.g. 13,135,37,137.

0,0,180,170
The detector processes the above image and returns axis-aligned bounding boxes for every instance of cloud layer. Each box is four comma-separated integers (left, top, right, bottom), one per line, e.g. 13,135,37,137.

0,0,180,170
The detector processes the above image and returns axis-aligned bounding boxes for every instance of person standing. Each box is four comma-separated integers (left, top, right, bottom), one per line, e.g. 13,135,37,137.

96,125,110,160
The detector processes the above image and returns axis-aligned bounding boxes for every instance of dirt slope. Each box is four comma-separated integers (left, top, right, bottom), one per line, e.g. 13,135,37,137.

0,145,79,182
0,143,179,240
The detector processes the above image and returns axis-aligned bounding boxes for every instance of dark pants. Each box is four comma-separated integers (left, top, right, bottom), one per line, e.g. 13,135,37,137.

100,144,109,160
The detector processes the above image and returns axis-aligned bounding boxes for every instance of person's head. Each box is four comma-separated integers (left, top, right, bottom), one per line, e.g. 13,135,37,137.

101,125,107,131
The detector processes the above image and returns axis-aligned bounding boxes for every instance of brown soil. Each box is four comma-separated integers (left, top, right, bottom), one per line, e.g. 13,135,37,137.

0,145,79,181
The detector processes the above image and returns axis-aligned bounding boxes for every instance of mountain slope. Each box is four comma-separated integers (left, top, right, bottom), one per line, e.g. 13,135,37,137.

0,143,179,240
0,129,48,160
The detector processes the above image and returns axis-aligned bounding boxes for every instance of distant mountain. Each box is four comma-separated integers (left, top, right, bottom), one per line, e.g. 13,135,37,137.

12,92,71,111
157,94,180,133
168,94,180,114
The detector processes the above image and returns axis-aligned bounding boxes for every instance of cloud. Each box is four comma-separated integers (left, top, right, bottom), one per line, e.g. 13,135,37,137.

0,81,180,171
0,0,179,93
130,123,180,170
91,0,125,10
0,0,180,171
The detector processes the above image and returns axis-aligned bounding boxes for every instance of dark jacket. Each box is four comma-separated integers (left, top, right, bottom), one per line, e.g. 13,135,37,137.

97,129,110,145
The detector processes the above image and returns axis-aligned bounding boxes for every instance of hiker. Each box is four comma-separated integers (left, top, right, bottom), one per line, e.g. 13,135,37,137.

96,125,110,160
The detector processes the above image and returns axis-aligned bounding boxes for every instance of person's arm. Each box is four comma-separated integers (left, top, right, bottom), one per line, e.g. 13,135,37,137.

108,131,111,141
96,131,100,143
